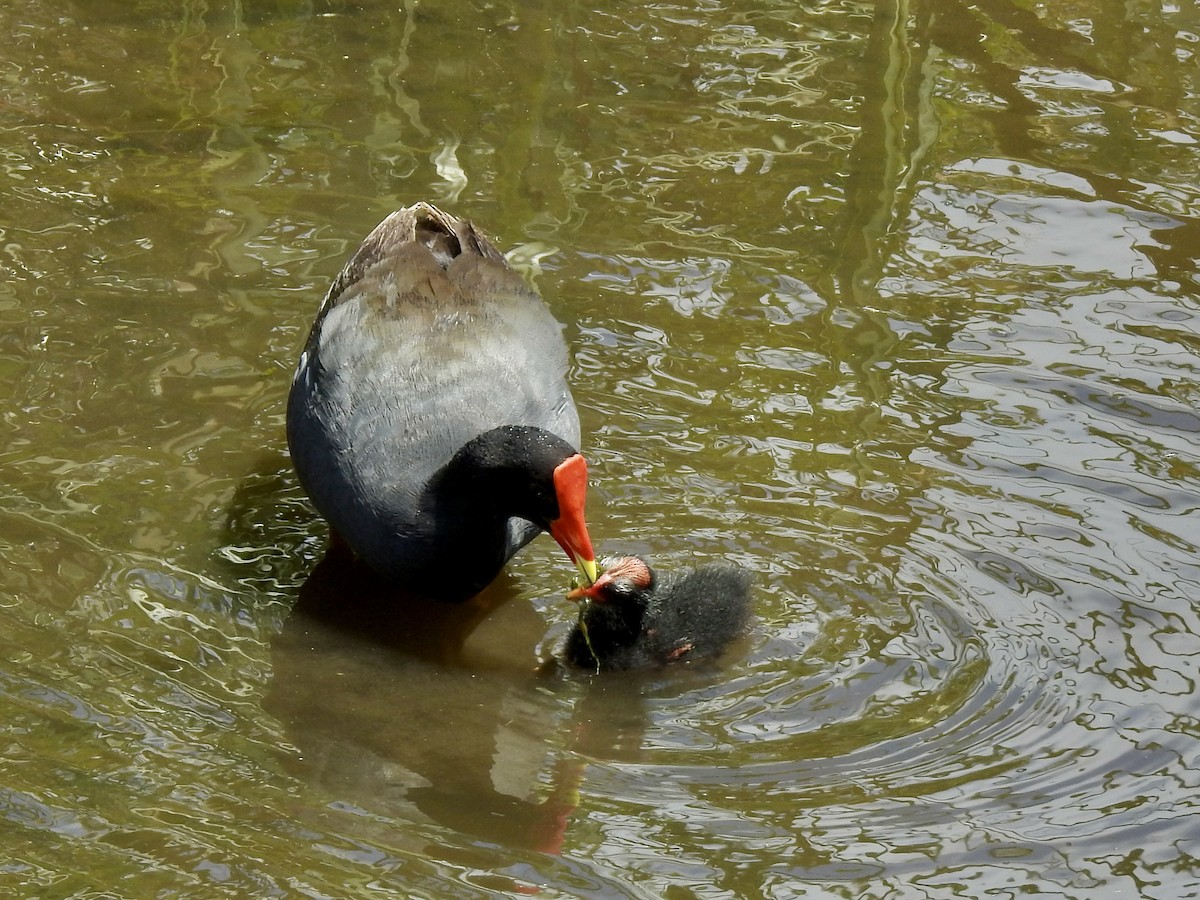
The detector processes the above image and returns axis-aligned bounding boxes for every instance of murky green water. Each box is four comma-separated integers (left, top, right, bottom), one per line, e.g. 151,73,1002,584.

2,0,1199,896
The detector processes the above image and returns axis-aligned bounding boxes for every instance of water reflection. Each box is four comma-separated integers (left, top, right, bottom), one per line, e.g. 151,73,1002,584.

270,560,555,852
268,551,664,855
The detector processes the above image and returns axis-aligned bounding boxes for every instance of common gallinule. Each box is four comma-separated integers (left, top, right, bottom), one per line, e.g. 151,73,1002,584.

564,556,752,672
287,202,598,602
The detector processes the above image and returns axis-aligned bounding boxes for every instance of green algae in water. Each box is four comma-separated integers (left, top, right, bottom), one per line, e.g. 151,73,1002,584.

575,598,600,674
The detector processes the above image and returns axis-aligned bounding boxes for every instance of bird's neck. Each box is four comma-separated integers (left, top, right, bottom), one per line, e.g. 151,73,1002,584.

409,425,573,600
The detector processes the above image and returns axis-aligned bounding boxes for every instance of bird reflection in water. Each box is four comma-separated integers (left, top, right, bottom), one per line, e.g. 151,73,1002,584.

264,547,652,855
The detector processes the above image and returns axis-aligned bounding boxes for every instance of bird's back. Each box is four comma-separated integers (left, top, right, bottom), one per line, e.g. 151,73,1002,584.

654,566,753,656
287,204,580,577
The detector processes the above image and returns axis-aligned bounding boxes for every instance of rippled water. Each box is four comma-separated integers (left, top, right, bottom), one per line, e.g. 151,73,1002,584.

2,1,1199,897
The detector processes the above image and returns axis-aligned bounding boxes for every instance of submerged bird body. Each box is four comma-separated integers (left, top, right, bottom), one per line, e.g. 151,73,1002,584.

565,556,752,671
287,203,596,601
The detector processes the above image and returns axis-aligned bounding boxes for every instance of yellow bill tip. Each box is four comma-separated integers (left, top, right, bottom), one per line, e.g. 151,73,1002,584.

577,557,599,586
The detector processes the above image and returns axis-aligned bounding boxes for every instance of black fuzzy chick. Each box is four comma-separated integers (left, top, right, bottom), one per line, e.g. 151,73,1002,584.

565,556,752,672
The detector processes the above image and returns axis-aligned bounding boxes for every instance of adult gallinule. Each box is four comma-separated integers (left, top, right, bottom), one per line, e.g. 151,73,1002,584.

564,556,752,672
287,202,598,602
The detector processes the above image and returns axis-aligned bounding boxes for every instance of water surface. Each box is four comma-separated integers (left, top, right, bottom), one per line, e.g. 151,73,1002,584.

1,1,1199,897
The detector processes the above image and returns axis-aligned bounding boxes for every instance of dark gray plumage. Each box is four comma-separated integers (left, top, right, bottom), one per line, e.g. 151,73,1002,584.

287,202,596,601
